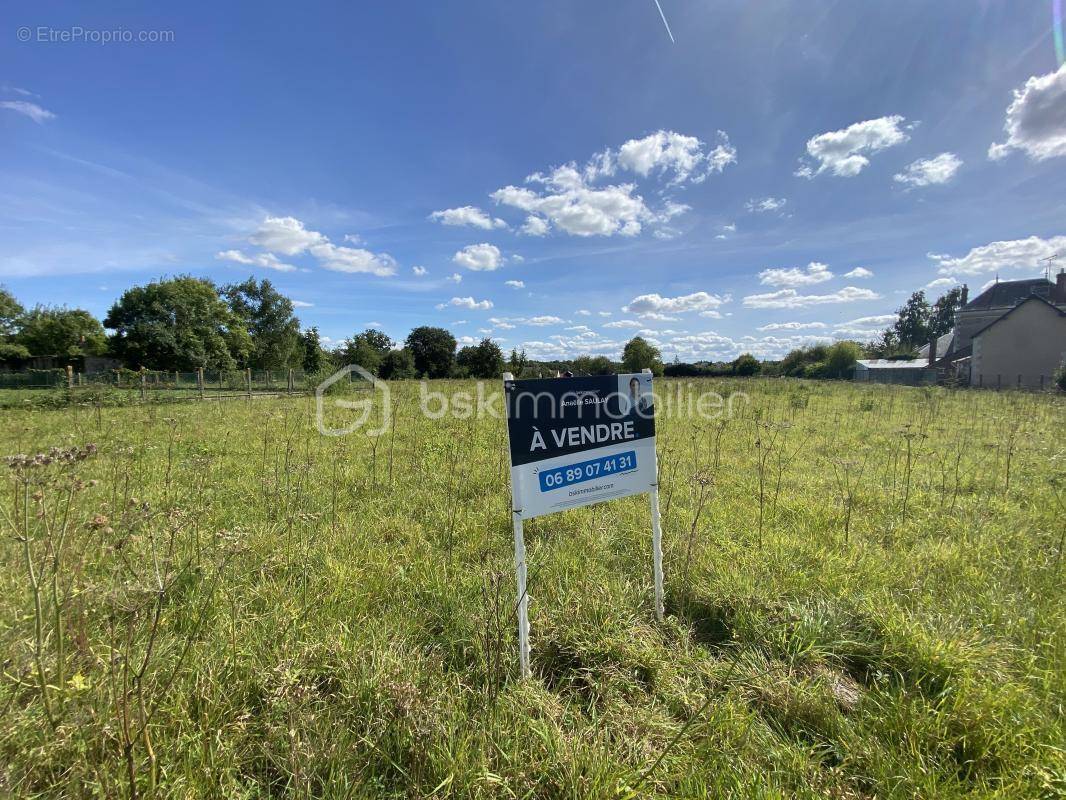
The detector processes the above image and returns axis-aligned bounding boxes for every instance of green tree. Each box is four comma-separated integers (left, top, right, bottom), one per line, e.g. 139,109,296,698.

405,326,456,378
105,276,249,370
455,338,504,378
0,285,24,339
621,336,663,375
379,348,417,380
341,329,393,375
888,291,932,350
779,344,830,377
0,342,31,362
824,340,863,378
571,355,615,375
930,286,964,338
300,327,328,374
16,307,107,358
731,353,761,376
508,347,529,378
223,277,301,370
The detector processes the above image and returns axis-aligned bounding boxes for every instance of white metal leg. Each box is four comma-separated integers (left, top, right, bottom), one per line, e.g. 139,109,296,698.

649,486,664,622
513,511,531,678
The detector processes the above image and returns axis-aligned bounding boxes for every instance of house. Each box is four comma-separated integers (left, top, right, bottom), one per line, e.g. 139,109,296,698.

918,269,1066,388
970,296,1066,389
854,359,937,385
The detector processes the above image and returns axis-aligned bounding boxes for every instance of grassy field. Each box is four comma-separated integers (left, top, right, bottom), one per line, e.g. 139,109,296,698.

1,379,1064,798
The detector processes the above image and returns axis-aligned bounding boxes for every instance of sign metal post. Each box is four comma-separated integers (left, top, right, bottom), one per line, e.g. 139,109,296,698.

643,368,665,622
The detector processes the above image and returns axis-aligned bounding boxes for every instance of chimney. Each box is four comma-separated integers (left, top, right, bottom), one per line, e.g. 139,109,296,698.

960,283,968,306
927,336,937,367
1056,269,1066,303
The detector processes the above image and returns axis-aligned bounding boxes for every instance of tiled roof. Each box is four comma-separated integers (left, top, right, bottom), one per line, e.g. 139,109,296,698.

963,278,1053,310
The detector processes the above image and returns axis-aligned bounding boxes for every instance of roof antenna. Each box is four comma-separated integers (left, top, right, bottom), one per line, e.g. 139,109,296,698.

652,0,676,43
1041,251,1062,281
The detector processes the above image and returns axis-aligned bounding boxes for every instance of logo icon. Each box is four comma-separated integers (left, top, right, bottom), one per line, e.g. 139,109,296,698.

315,365,390,437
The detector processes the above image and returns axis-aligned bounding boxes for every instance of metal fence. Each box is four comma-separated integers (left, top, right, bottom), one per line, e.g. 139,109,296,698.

0,367,323,401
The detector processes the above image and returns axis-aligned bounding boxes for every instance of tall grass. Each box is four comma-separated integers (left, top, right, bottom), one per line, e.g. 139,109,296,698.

0,379,1063,798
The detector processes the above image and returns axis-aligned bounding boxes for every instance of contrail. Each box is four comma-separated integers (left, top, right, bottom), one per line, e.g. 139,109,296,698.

653,0,676,43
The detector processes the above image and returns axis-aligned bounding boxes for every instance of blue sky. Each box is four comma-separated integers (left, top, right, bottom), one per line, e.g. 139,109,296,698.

2,1,1065,360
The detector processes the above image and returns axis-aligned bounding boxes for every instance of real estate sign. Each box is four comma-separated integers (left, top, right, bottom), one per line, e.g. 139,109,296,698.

502,371,664,678
504,373,657,519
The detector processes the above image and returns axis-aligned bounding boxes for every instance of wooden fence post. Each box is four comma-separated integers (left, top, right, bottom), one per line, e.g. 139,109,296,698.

198,367,205,399
66,365,73,390
246,367,252,399
140,368,147,401
287,368,293,394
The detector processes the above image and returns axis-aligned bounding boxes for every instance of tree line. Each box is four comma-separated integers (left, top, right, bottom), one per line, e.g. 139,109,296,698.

0,277,967,380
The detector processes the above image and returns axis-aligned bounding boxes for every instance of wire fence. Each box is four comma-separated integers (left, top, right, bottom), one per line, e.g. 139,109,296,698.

0,367,339,403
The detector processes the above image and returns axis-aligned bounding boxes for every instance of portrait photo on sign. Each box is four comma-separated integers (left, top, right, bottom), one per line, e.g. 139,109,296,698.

619,373,654,416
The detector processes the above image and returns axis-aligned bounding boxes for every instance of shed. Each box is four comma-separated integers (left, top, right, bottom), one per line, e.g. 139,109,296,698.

854,359,937,386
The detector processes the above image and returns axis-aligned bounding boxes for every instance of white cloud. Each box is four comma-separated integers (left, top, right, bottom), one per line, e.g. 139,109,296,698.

310,242,397,276
840,314,896,327
505,279,525,289
926,276,957,290
893,152,962,187
576,309,592,316
489,130,732,238
622,291,730,315
249,216,327,255
757,321,829,332
489,318,516,330
436,296,493,311
412,265,428,276
0,100,56,123
520,215,550,236
492,175,654,238
446,272,462,283
988,64,1066,161
453,242,503,271
291,300,314,308
614,129,736,185
603,319,646,329
759,261,833,288
244,215,397,276
842,267,874,279
457,335,477,346
526,315,564,326
215,249,297,272
928,235,1066,276
743,286,880,309
722,222,737,232
429,206,507,229
796,115,911,177
635,312,681,321
746,197,787,213
831,313,895,338
598,311,611,317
